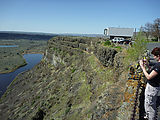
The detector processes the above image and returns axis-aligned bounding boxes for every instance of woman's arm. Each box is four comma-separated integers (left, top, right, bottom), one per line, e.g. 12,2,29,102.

139,60,158,80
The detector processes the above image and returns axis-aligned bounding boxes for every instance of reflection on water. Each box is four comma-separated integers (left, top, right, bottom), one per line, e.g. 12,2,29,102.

0,45,19,47
0,54,43,98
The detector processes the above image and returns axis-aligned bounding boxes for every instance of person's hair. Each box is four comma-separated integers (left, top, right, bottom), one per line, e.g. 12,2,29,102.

151,47,160,56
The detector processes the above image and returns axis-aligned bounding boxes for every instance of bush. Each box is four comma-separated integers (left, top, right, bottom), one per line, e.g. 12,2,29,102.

114,46,122,50
126,32,147,63
103,41,111,46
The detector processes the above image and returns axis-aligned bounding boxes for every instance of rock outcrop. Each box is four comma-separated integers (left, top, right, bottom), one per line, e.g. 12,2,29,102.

0,36,130,120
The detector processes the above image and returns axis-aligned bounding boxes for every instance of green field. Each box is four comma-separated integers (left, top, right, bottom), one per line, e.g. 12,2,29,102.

0,39,47,73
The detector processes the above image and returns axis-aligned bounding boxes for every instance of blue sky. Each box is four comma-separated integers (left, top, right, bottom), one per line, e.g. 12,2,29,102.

0,0,160,34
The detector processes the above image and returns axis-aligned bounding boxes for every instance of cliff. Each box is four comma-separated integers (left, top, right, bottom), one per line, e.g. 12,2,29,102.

0,36,133,120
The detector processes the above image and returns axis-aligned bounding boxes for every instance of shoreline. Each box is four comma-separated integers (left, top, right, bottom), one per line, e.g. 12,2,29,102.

22,51,44,55
0,53,44,99
0,62,27,74
0,51,44,74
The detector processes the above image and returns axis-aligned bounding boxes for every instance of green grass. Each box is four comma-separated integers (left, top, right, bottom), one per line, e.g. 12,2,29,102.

147,41,160,43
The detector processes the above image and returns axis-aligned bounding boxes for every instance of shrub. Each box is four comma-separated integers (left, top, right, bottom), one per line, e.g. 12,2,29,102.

103,41,111,46
125,32,147,63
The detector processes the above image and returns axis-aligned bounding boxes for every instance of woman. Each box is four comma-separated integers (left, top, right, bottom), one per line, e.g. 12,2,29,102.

140,47,160,120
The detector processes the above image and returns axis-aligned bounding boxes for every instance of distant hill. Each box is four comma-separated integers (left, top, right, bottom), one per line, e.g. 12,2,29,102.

0,31,58,41
58,33,104,37
0,31,104,41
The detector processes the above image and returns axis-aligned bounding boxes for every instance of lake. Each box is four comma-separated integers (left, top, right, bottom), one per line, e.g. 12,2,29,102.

0,54,43,98
0,45,19,47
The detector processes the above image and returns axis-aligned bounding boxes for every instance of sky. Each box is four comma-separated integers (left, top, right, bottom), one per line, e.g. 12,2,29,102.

0,0,160,34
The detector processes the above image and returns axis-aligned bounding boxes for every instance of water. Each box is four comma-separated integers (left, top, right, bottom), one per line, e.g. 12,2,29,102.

0,45,18,47
0,54,43,98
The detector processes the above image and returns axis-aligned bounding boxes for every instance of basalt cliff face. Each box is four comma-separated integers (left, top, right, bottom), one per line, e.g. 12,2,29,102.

0,36,131,120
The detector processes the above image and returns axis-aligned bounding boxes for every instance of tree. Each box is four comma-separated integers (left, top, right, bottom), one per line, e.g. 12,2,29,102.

152,18,160,42
142,23,153,40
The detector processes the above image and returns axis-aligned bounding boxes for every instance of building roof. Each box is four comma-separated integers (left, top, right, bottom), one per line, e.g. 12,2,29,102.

105,27,134,37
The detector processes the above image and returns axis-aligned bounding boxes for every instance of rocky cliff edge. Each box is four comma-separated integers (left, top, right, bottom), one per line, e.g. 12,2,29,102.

0,36,129,120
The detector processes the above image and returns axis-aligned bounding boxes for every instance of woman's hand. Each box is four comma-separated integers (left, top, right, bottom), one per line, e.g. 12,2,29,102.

140,59,158,80
139,59,145,69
